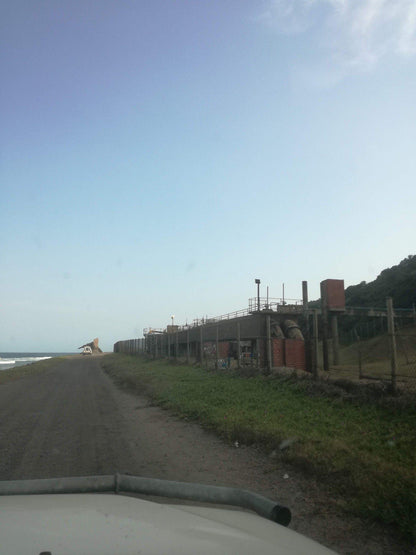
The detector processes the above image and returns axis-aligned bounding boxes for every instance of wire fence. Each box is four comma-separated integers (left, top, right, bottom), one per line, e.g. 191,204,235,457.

202,340,261,371
325,315,416,392
119,300,416,394
396,329,416,391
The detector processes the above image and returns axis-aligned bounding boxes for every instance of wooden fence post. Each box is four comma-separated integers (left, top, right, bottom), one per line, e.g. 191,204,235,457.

215,326,219,370
354,329,363,379
237,322,241,369
200,325,204,364
331,314,339,366
387,297,397,394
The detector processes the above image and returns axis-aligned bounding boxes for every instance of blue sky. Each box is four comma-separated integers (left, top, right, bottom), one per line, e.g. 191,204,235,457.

1,0,415,352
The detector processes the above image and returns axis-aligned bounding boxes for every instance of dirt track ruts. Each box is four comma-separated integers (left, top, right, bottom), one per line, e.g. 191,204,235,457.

0,356,412,554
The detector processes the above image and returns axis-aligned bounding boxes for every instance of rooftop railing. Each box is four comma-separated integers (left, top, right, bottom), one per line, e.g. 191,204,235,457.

143,302,415,337
143,298,304,335
247,297,303,313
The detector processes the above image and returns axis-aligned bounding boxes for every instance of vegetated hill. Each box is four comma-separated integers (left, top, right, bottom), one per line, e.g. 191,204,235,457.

338,324,416,365
345,255,416,309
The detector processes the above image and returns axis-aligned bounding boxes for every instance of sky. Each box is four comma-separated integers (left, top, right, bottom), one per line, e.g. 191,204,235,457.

1,0,415,352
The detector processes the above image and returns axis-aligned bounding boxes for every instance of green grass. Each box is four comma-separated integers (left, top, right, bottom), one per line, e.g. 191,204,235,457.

0,357,65,385
103,354,416,541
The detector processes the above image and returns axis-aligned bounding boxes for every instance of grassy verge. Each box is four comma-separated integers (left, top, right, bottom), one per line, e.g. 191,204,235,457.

0,357,65,385
103,354,416,541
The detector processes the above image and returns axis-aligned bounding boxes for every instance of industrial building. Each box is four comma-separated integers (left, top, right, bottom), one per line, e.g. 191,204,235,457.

114,280,324,372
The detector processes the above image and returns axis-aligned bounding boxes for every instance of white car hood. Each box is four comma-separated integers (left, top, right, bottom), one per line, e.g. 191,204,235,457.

0,493,336,555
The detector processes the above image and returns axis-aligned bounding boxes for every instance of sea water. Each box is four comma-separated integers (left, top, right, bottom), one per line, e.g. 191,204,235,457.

0,353,73,371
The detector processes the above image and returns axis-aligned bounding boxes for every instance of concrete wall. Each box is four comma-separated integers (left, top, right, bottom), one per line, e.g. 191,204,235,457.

113,338,146,354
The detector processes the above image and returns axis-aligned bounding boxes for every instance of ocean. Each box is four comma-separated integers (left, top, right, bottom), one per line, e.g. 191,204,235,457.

0,353,73,371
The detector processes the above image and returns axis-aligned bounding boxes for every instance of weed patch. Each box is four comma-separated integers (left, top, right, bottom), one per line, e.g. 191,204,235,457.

103,354,416,541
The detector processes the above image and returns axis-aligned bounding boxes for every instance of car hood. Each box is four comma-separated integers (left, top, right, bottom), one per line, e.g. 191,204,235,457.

0,493,336,554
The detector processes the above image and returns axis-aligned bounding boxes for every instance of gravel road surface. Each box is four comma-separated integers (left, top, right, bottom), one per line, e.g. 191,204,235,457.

0,356,412,554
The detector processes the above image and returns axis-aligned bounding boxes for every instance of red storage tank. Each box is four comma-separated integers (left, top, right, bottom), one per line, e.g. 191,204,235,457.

320,279,345,311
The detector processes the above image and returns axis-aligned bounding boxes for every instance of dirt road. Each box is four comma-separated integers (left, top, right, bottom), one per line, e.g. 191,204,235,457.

0,356,412,554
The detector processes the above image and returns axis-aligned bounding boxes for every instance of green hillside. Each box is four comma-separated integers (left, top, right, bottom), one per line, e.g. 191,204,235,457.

345,255,416,308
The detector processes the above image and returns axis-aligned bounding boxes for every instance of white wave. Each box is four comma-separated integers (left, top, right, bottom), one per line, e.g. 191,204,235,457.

18,357,51,363
0,360,16,364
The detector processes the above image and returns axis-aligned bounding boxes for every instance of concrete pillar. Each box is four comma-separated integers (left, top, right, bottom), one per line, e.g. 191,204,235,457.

322,308,329,372
320,281,330,372
331,314,339,365
302,281,309,318
186,329,190,364
266,315,272,372
312,309,319,378
199,326,203,363
302,280,312,371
